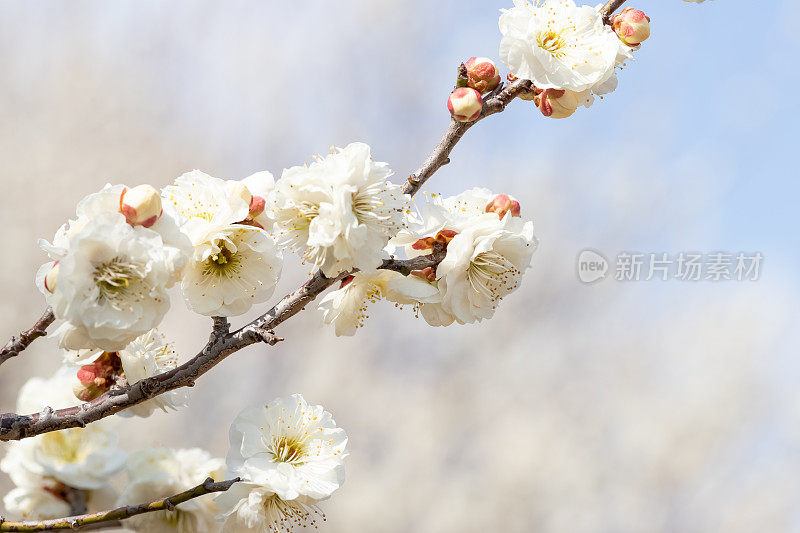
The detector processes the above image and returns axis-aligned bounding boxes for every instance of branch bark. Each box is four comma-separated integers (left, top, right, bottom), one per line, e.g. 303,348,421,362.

0,254,447,441
403,78,532,197
0,78,528,442
0,308,55,368
0,478,239,531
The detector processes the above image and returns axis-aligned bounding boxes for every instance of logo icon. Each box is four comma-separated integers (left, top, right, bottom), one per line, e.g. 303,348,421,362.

577,249,609,284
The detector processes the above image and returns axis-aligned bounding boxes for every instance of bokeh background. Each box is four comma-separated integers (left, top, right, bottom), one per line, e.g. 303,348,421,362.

1,1,799,531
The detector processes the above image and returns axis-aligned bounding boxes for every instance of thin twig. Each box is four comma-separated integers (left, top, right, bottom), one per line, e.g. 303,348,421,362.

0,80,528,442
0,478,239,531
63,487,87,517
601,0,627,24
0,308,55,368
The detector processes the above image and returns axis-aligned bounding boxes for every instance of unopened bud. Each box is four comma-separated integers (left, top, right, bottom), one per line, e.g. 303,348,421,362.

534,89,579,119
73,352,121,402
120,185,162,228
465,57,501,94
613,8,651,46
228,182,252,207
485,194,521,219
44,262,59,293
411,267,436,283
73,365,106,401
447,88,483,123
249,195,266,218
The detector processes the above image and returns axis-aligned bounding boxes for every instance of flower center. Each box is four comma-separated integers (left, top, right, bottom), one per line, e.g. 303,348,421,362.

40,430,85,464
202,245,242,278
466,250,521,302
93,257,145,305
292,201,320,231
537,29,568,58
269,435,307,465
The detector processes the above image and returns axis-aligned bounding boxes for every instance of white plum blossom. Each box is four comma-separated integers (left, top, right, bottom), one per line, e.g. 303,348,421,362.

164,171,283,317
2,369,126,492
37,182,191,352
432,212,536,325
117,448,226,533
117,330,188,417
39,212,181,352
272,142,409,277
72,183,192,282
319,270,440,336
216,394,347,532
180,225,282,316
11,424,126,491
499,0,623,92
391,189,537,326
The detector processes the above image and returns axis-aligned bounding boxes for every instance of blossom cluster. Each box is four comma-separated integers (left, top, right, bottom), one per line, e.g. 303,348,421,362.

2,374,344,533
446,0,657,122
0,0,714,529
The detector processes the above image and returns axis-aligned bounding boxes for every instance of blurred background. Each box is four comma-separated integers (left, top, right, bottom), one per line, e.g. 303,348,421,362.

1,1,799,531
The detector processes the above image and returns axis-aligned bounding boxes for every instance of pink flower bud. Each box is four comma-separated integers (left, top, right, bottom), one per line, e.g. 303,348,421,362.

447,88,483,123
73,352,122,401
485,194,521,219
613,8,651,46
465,57,501,94
534,89,580,119
120,185,162,228
44,261,59,293
249,195,266,218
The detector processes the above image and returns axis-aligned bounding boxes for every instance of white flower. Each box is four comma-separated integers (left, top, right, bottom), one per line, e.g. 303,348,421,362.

8,426,127,491
181,225,282,317
319,270,440,336
117,330,188,417
165,171,283,317
215,482,324,533
499,0,622,92
40,212,180,352
226,394,347,501
216,395,346,532
435,213,536,325
392,189,537,326
2,486,71,520
272,142,409,277
117,448,226,533
2,369,127,491
73,184,192,281
162,171,250,245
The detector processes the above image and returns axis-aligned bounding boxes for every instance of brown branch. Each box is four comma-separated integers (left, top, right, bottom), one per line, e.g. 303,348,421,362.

404,78,532,197
0,78,528,442
0,308,55,368
0,477,239,531
601,0,627,24
0,254,447,441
